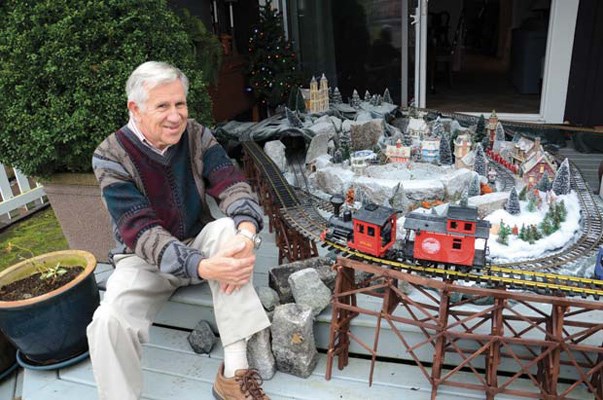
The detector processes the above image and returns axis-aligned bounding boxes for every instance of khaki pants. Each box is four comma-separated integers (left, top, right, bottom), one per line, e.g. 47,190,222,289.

87,218,270,400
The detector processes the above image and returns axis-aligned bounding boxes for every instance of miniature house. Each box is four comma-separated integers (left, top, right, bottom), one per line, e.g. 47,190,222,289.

385,139,411,163
454,133,472,168
421,139,441,163
520,150,557,187
407,118,430,142
513,136,543,166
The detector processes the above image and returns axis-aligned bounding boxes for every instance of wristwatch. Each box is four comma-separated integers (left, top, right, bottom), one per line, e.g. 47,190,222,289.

236,228,262,249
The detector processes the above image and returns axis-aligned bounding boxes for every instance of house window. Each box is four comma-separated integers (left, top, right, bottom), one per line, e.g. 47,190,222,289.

540,165,544,173
464,223,472,231
368,226,375,237
358,225,364,234
450,221,457,229
452,238,462,250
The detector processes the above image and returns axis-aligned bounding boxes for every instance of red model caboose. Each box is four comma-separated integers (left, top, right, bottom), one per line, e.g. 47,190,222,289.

350,204,397,257
402,204,491,268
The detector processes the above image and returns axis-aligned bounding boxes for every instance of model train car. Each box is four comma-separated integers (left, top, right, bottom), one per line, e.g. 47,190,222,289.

401,204,491,268
320,195,397,257
321,195,491,269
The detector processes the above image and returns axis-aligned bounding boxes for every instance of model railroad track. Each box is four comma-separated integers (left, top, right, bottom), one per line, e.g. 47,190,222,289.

243,141,603,299
488,159,515,192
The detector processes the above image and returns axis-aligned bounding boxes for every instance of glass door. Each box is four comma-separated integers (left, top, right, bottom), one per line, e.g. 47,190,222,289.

414,0,579,123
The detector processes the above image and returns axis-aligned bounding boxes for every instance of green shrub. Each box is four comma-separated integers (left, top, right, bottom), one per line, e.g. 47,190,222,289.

0,0,213,178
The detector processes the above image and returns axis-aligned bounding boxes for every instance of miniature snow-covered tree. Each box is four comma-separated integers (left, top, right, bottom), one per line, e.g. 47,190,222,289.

474,114,486,143
332,87,343,104
518,185,528,200
505,187,521,215
497,220,511,245
473,143,488,177
536,171,551,192
494,122,506,142
431,118,444,137
439,134,453,165
350,89,361,108
552,158,571,195
287,87,306,113
468,175,481,197
383,88,393,104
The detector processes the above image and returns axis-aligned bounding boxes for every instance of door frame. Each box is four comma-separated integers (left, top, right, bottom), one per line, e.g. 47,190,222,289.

410,0,579,123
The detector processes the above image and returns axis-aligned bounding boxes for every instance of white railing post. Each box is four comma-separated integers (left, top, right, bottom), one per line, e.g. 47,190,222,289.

0,163,47,221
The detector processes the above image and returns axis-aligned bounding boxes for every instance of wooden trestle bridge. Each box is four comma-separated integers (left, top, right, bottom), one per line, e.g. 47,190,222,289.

241,140,603,400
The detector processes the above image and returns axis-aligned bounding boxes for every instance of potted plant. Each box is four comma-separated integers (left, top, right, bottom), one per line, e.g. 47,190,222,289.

0,249,98,368
0,0,217,261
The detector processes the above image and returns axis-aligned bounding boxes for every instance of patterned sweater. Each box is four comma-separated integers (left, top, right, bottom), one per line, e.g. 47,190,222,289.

92,119,263,281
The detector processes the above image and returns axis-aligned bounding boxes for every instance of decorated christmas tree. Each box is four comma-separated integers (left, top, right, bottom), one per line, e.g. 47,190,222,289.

248,1,301,109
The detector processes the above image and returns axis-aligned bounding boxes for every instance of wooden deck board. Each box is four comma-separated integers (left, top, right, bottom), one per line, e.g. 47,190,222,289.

25,325,582,400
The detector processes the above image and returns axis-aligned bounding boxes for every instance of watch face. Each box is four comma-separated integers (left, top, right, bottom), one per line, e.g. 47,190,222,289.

254,235,262,249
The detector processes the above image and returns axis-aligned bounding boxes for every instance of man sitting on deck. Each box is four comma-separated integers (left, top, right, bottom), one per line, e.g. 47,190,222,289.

88,61,271,400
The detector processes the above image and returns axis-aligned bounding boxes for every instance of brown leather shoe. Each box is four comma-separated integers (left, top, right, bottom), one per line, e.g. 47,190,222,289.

212,363,270,400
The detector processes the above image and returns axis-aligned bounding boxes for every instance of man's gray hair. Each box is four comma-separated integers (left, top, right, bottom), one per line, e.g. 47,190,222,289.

126,61,189,112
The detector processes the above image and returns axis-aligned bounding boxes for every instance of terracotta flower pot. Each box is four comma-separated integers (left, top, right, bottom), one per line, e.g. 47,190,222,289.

0,250,99,367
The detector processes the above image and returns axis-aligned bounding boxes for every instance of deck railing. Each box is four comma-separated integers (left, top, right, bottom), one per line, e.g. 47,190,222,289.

0,163,46,222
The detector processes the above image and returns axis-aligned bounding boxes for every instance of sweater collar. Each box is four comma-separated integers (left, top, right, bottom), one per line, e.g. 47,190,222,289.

127,118,172,156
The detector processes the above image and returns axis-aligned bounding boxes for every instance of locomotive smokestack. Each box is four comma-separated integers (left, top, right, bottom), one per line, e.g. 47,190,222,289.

330,194,344,217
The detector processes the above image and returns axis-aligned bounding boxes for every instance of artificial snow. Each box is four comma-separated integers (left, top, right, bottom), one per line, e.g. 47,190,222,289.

485,191,582,263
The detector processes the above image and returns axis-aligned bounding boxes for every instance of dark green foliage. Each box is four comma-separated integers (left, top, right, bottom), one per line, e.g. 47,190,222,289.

536,171,551,192
287,86,306,113
0,0,213,177
518,185,528,200
177,8,222,86
473,143,487,177
475,114,486,143
247,0,302,107
497,220,511,245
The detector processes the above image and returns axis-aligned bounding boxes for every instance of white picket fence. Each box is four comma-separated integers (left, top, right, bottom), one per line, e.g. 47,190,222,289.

0,163,46,222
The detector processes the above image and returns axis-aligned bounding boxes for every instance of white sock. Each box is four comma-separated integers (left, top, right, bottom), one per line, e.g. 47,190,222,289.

223,339,248,378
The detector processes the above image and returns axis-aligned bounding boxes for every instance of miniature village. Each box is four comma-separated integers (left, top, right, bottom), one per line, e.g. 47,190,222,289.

217,74,593,278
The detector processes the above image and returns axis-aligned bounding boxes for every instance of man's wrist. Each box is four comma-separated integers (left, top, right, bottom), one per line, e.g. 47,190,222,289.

236,228,262,249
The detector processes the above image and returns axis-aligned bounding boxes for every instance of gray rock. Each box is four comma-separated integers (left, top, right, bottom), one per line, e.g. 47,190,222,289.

271,304,318,378
350,119,384,151
288,269,331,317
269,257,336,303
305,132,333,164
257,286,280,311
264,140,287,173
187,320,217,354
247,327,276,380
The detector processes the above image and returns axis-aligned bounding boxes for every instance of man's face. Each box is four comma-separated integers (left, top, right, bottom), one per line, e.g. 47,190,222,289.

129,80,188,150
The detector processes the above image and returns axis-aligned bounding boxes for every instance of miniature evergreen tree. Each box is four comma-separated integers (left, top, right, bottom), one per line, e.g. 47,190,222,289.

497,220,511,245
481,134,490,150
505,187,521,215
536,171,551,192
351,89,361,108
364,90,371,102
475,114,486,143
468,174,481,196
439,134,453,165
460,189,469,207
287,86,306,113
431,118,444,137
473,143,488,177
285,107,304,128
494,122,506,142
332,87,343,104
552,158,571,195
539,215,554,236
383,88,393,104
518,185,528,200
248,1,302,107
518,224,527,241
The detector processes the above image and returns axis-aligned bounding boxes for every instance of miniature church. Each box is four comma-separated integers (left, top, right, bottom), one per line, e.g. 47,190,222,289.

307,74,329,113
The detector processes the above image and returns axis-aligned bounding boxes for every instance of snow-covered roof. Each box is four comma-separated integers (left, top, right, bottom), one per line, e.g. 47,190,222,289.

521,151,557,174
515,137,535,152
407,118,429,132
454,133,472,146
